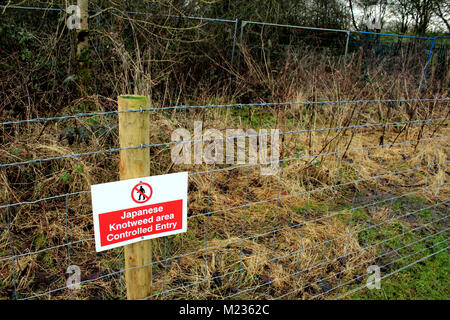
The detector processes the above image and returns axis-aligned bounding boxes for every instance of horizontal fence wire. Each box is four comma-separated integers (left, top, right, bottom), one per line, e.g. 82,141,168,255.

334,245,449,300
0,4,237,23
2,4,450,40
0,133,443,246
0,98,448,168
2,130,448,299
275,220,449,299
1,117,448,168
263,226,450,300
1,132,448,210
1,98,449,127
0,167,446,265
309,237,449,300
148,201,450,300
1,97,448,300
2,123,449,300
16,197,448,300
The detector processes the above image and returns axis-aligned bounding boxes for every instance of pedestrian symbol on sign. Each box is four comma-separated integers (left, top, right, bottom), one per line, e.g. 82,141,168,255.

137,186,146,200
131,182,153,204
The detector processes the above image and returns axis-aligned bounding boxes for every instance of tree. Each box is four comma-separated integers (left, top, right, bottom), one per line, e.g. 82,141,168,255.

391,0,414,33
348,0,359,30
388,0,450,34
308,0,349,29
179,0,349,29
407,0,441,34
355,0,389,31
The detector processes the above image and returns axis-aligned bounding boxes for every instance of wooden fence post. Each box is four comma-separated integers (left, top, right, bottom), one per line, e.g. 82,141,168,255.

118,95,152,300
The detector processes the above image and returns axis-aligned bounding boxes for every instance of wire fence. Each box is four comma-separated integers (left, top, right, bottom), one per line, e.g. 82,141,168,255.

1,96,449,300
1,3,449,93
0,3,449,301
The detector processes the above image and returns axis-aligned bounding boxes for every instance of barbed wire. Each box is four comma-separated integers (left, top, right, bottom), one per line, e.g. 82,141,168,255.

1,97,448,127
189,158,449,220
1,154,444,270
0,4,63,12
0,178,444,268
220,201,449,300
3,144,448,299
278,219,450,299
335,245,449,300
272,233,449,300
310,238,448,300
147,200,449,299
1,134,446,212
1,3,449,300
1,114,448,169
313,237,449,299
2,4,450,41
2,166,446,276
15,197,448,300
1,136,447,298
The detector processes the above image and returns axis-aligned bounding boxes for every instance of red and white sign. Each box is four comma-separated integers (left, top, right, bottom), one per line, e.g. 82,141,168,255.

91,172,188,252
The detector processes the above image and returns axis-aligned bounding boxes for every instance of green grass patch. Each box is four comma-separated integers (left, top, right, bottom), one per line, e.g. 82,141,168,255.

348,244,449,300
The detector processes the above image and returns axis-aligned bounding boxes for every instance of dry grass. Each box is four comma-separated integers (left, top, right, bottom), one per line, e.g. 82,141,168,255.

0,18,449,299
0,101,448,299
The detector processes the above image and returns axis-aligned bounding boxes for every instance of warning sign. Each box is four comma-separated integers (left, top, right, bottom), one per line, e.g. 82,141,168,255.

91,172,188,252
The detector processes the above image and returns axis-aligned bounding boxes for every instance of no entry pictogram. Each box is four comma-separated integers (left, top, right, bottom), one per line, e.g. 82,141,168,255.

131,182,153,204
